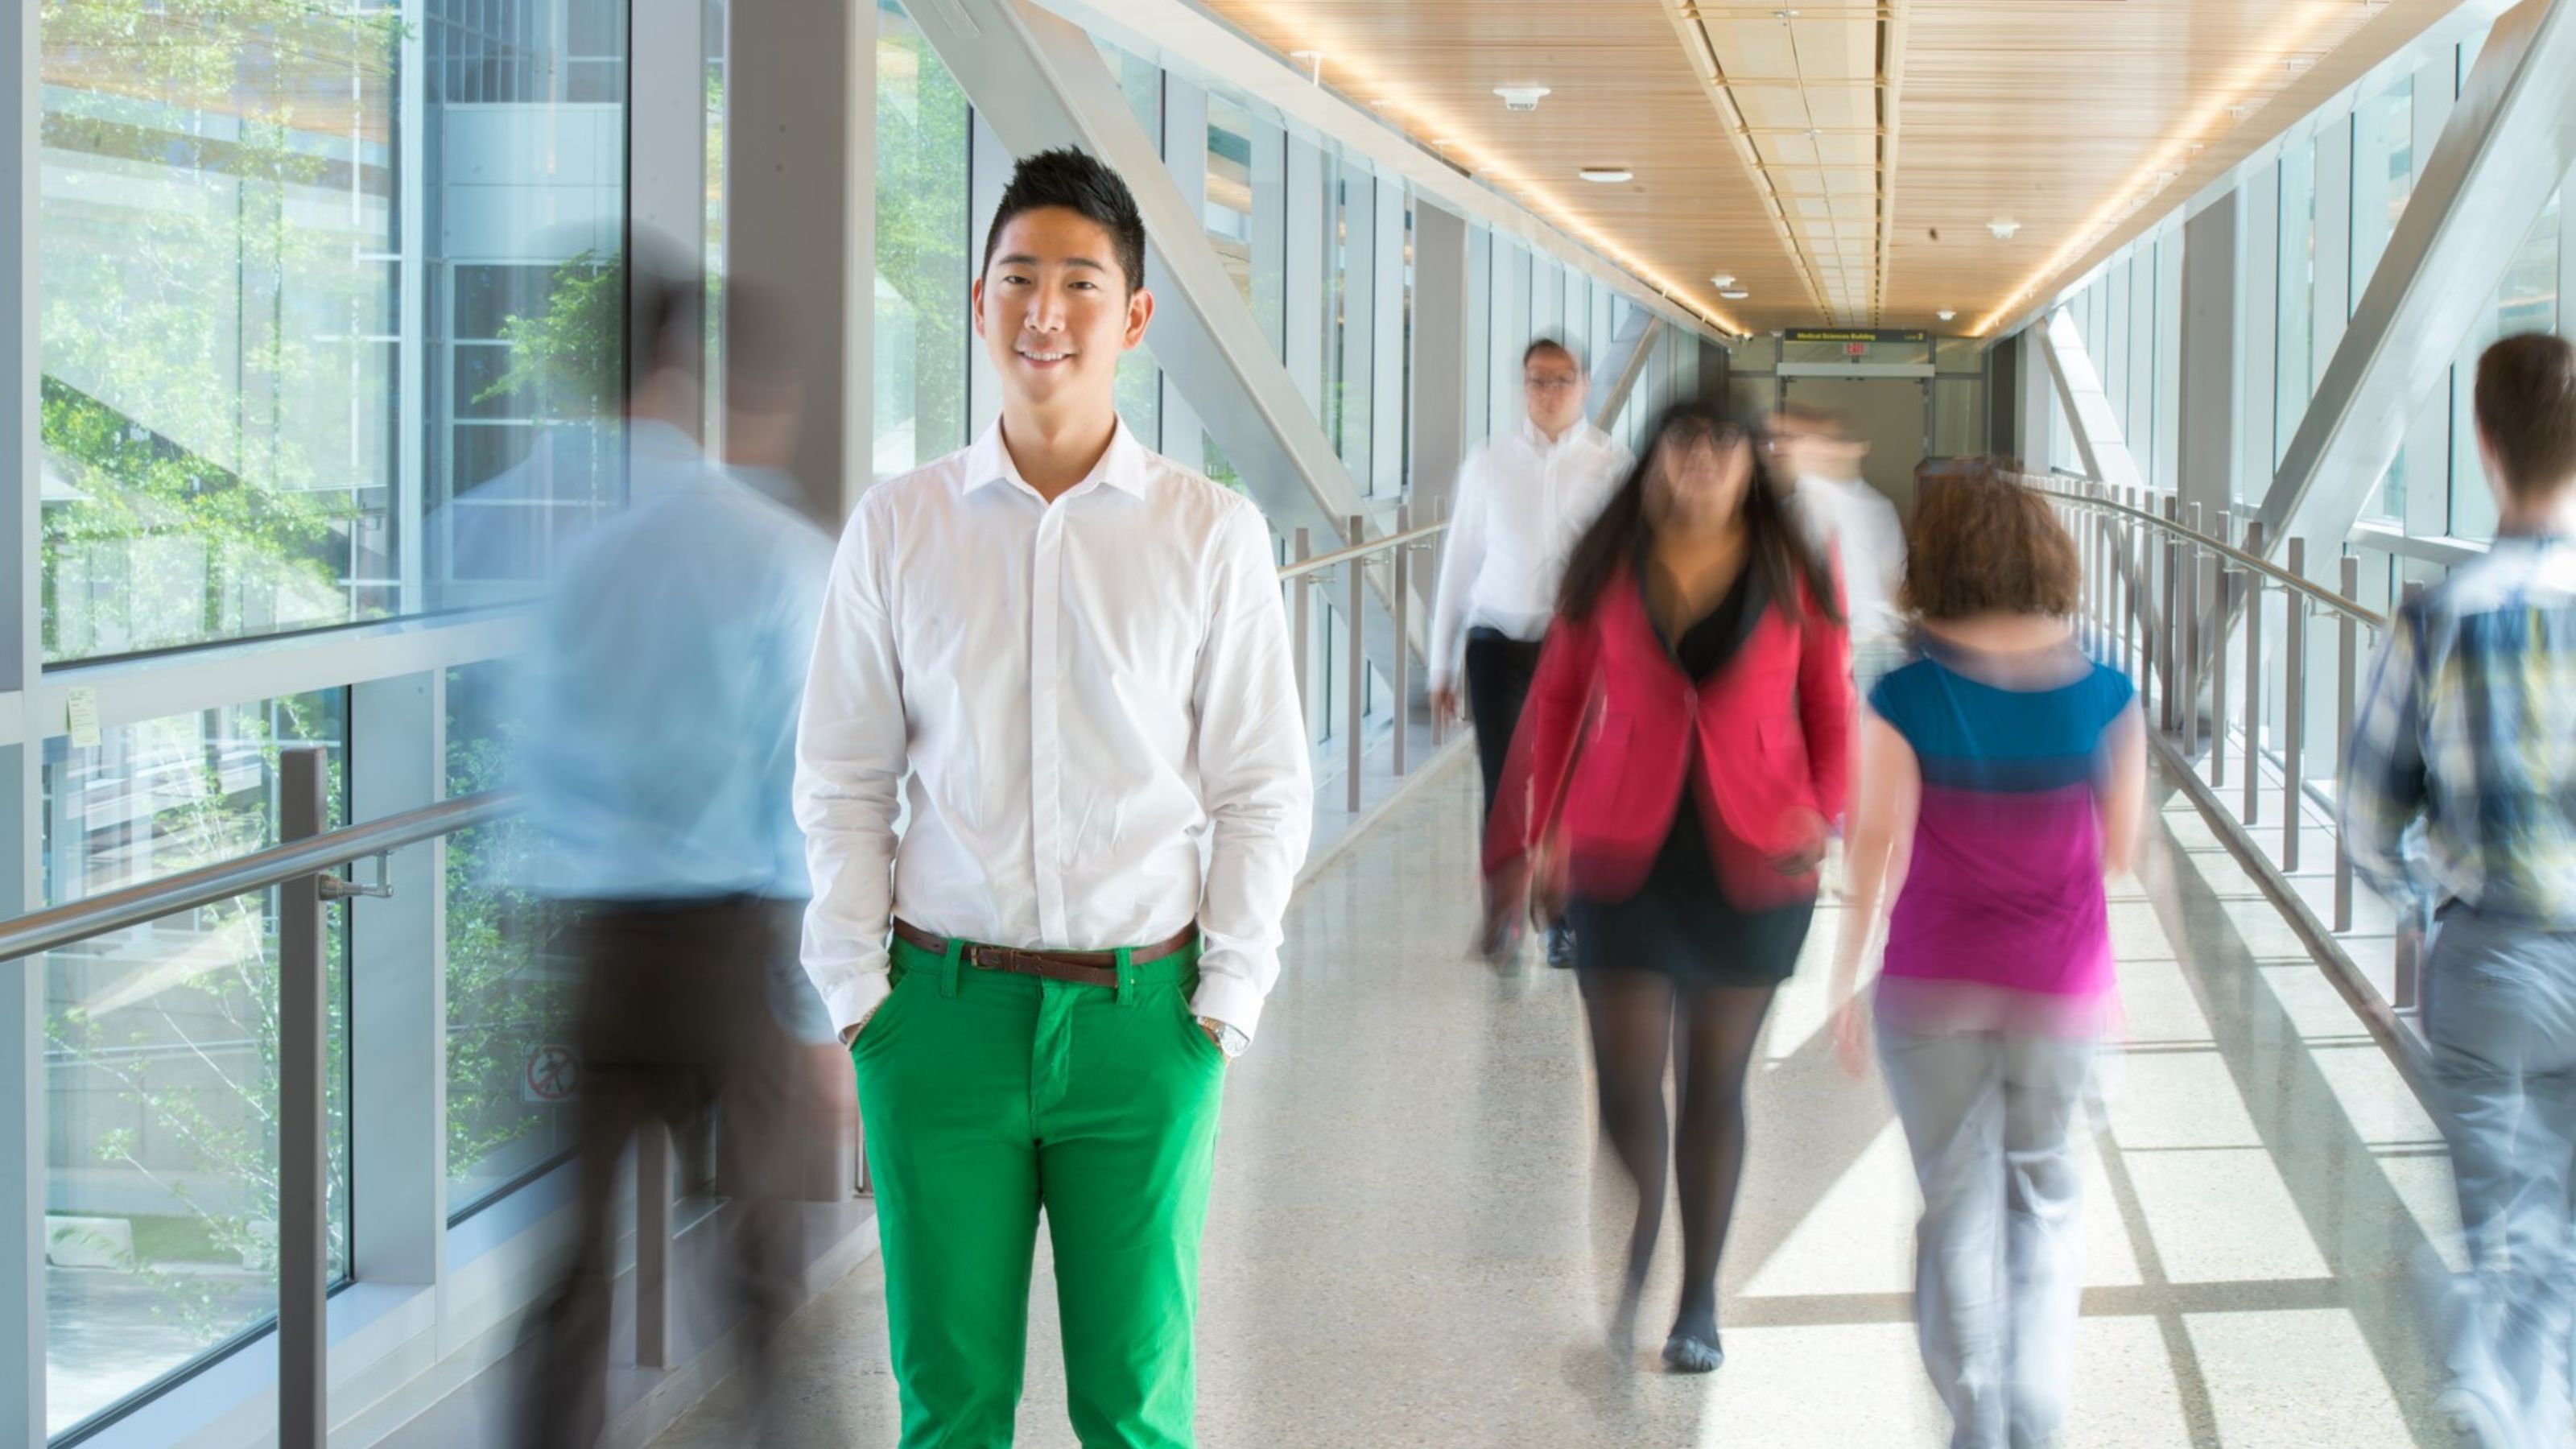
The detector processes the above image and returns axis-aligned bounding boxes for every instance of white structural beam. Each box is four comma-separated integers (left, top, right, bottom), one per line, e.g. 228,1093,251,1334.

902,0,1422,681
2038,309,2146,495
2260,0,2576,553
2,0,42,1435
1591,312,1665,432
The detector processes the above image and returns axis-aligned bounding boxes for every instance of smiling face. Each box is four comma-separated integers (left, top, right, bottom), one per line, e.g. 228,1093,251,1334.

972,204,1153,420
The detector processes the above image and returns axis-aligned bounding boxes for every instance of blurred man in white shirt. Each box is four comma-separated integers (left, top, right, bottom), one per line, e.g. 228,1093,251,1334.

1772,403,1908,695
1429,338,1634,968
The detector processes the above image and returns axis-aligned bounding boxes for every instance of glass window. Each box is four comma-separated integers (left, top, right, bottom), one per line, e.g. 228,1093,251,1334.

40,5,403,661
1464,227,1492,444
422,1,631,613
444,663,575,1216
873,0,971,477
43,692,350,1439
2351,79,2414,306
2450,190,2562,541
2277,136,2319,465
1325,159,1374,475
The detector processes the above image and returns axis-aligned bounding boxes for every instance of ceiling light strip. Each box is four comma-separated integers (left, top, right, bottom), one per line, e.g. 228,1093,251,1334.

1657,0,1839,322
1970,0,2352,336
1873,2,1909,326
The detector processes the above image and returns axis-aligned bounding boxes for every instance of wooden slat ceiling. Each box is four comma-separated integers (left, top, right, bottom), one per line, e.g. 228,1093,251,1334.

1198,0,2472,336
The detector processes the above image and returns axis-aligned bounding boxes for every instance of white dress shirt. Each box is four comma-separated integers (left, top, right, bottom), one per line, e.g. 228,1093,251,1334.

1427,418,1634,686
794,420,1313,1042
1787,473,1908,646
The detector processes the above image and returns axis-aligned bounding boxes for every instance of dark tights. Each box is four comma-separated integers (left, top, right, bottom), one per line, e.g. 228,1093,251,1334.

1581,968,1777,1342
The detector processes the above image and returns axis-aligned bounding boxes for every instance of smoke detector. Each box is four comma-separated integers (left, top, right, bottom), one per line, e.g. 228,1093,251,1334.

1988,218,2021,241
1493,85,1551,113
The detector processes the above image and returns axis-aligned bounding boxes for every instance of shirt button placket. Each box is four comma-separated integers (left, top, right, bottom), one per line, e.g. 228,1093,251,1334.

1030,504,1068,947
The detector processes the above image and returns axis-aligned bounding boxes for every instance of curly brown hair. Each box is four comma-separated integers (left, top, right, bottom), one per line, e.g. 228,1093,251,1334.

1901,458,2080,619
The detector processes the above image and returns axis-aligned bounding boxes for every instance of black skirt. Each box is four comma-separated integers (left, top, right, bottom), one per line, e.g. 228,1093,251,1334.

1566,797,1814,986
1567,548,1814,987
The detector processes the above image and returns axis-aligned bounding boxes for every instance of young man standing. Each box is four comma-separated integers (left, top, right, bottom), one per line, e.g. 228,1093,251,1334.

2344,331,2576,1449
795,150,1311,1447
1427,337,1633,968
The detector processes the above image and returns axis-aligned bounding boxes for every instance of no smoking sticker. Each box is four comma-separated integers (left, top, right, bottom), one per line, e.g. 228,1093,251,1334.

522,1044,579,1104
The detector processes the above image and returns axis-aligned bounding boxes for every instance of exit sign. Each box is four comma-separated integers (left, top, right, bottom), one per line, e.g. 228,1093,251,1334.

1843,342,1868,357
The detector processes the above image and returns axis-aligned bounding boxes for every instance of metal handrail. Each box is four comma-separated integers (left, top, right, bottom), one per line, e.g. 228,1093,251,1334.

0,789,515,965
1274,518,1447,580
2025,479,2387,630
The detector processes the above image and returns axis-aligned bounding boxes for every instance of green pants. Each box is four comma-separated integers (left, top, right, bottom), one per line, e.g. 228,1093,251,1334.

854,933,1226,1448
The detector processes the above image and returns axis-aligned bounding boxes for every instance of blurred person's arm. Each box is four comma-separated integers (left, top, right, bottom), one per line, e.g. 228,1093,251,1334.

1427,448,1492,719
1794,580,1856,839
795,497,907,1045
1190,502,1316,1048
2097,700,2148,879
2339,611,2432,913
1829,712,1919,1077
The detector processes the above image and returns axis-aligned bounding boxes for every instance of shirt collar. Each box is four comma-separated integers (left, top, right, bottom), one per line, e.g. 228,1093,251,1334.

964,416,1150,499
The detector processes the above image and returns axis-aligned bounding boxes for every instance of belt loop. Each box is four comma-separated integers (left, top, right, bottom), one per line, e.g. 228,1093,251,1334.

1115,946,1137,1007
939,936,964,998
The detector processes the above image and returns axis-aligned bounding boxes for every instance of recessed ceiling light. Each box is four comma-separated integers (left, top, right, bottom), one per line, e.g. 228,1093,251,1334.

1988,218,2021,240
1493,85,1551,112
1577,167,1633,184
1719,288,1751,299
1710,275,1736,287
1937,309,1958,321
1774,7,1801,17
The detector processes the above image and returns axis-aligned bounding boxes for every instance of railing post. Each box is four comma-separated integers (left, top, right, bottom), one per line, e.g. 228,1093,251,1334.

2182,502,2202,757
277,749,330,1449
2241,522,2265,826
1290,527,1312,722
1393,505,1411,778
2394,578,2429,1012
636,1122,672,1368
2161,494,2182,732
1346,514,1366,814
2283,537,2309,873
2211,510,2231,791
2122,487,2143,680
2334,554,2359,933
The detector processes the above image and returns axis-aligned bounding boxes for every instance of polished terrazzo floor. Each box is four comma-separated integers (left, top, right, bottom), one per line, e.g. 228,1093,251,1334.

654,753,2462,1447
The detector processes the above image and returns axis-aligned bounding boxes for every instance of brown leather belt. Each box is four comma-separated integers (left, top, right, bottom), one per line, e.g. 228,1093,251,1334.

890,919,1199,989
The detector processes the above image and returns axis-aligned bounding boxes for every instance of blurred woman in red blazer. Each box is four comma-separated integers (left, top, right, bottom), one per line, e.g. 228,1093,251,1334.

1484,401,1852,1375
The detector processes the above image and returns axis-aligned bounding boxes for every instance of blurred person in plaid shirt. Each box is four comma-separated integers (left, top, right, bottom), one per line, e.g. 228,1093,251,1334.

2343,330,2576,1449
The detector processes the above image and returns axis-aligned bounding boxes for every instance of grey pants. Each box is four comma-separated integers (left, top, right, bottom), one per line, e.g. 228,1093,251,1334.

2421,906,2576,1447
1877,1019,2095,1449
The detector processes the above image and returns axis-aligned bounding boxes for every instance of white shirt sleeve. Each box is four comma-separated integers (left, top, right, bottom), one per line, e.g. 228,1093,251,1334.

793,497,906,1038
1427,448,1491,690
1188,501,1316,1041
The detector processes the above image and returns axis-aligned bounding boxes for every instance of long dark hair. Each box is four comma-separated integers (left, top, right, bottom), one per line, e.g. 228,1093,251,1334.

1556,401,1843,626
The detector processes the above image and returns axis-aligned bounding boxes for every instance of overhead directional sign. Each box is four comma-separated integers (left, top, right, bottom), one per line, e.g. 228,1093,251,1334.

1784,328,1929,344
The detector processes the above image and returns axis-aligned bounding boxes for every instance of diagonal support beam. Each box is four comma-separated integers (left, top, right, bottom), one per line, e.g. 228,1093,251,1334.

2260,0,2576,554
902,0,1420,685
2038,309,2146,495
1589,312,1664,433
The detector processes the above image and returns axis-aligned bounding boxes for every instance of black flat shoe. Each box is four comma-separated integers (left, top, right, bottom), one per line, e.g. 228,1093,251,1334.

1547,923,1577,969
1662,1331,1723,1374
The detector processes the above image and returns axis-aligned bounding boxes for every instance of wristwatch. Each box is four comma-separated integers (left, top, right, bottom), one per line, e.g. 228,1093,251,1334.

1198,1016,1250,1059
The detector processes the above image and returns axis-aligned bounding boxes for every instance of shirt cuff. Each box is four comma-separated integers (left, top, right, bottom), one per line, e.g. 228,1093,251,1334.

824,970,893,1043
1189,971,1268,1044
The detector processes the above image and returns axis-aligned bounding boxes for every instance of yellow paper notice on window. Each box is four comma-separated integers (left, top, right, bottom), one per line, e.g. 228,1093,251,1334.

67,687,101,749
